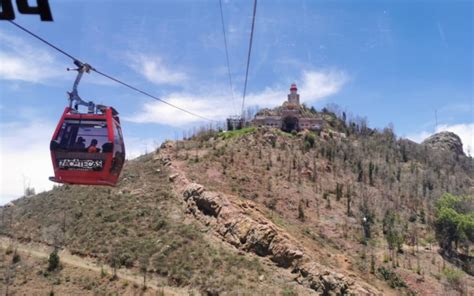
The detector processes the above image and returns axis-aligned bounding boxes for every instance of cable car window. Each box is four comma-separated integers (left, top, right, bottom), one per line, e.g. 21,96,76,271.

110,121,125,175
54,119,110,152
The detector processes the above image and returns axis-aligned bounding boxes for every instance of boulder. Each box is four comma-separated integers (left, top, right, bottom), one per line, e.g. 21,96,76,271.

168,173,179,182
183,183,205,200
422,131,464,155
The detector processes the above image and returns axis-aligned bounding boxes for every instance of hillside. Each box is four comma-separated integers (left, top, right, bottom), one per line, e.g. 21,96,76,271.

1,115,473,295
1,154,302,295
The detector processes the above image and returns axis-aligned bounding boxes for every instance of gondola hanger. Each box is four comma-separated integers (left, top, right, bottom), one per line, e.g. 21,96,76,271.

49,62,126,186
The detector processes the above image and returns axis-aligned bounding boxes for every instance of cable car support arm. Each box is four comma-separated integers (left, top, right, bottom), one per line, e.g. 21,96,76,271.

67,60,95,113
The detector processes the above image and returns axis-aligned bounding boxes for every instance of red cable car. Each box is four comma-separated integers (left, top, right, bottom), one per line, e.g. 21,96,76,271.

49,61,125,186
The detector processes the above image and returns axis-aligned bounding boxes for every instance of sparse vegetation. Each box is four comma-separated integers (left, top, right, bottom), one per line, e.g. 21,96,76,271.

1,118,473,294
218,127,256,140
434,193,473,254
442,267,465,293
303,132,316,150
377,266,407,288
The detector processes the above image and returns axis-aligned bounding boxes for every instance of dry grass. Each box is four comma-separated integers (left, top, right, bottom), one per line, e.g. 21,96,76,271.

0,154,281,294
2,124,473,295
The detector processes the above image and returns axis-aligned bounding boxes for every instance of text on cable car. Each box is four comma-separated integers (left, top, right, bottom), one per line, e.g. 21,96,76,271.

58,159,104,170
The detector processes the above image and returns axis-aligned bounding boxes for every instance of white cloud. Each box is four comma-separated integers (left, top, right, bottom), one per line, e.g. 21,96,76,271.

0,30,63,83
125,94,230,126
0,119,164,205
299,70,349,102
0,120,55,205
407,123,474,156
126,69,348,126
129,54,188,85
125,136,161,159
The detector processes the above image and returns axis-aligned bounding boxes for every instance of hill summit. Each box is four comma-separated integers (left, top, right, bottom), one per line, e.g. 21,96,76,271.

423,131,465,156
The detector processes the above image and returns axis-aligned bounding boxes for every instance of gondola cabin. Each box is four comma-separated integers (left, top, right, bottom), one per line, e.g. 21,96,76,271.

49,105,125,186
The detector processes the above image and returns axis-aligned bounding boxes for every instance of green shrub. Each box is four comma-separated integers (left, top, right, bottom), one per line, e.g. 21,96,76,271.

119,252,134,268
48,249,60,271
282,286,298,296
303,133,316,149
434,193,474,252
442,267,464,291
377,266,407,288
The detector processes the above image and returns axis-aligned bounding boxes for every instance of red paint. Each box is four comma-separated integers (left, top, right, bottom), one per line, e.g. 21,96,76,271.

50,107,125,186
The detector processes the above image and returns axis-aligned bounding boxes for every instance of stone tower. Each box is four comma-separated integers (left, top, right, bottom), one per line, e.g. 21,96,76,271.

287,83,300,105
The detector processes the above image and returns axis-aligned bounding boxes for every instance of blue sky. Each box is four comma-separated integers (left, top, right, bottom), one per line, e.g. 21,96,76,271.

0,0,472,203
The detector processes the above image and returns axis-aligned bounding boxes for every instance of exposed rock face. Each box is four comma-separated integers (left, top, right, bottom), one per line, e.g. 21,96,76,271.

156,151,381,295
180,183,377,295
422,131,464,155
183,183,304,268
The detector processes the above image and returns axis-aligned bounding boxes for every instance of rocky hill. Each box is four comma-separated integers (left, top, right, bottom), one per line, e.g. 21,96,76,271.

422,131,465,156
1,115,473,295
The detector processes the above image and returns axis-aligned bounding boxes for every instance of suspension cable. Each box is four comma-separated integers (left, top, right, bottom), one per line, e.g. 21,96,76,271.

241,0,258,118
92,68,214,121
7,20,215,122
218,0,237,115
8,20,79,61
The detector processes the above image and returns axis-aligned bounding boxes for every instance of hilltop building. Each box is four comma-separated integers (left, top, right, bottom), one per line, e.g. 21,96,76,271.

226,115,244,131
253,83,323,132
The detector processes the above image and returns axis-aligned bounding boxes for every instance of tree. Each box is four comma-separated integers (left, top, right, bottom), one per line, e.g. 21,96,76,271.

138,240,155,289
346,185,352,216
323,192,331,209
357,161,364,183
368,162,375,186
139,254,150,289
383,210,404,264
336,183,343,201
360,197,375,243
48,249,60,271
108,245,121,280
434,194,474,254
22,175,35,197
298,200,305,221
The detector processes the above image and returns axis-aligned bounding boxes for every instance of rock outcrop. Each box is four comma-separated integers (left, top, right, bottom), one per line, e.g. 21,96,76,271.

156,151,380,295
183,182,304,268
422,131,464,155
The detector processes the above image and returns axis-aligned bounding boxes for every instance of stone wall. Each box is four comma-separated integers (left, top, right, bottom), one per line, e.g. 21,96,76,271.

253,115,323,131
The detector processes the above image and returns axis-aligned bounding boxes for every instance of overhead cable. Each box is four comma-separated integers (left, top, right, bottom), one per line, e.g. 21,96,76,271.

8,20,215,122
241,0,258,117
218,0,237,114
